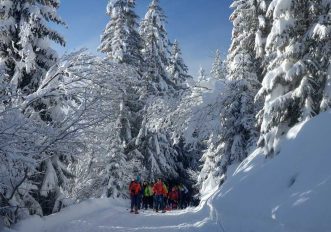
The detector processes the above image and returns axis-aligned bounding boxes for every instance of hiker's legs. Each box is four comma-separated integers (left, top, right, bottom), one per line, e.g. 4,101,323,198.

148,196,153,209
159,195,164,211
133,195,139,212
179,192,183,209
153,195,157,210
137,195,141,210
130,195,134,212
143,196,148,210
155,195,162,212
156,195,161,211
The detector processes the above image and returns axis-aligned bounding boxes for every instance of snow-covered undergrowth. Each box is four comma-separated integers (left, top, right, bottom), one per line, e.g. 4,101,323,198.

5,111,331,232
213,111,331,232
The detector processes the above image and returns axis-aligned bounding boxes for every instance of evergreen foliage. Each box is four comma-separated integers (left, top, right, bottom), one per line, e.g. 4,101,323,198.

167,40,191,86
0,0,65,97
210,49,225,80
256,0,331,156
99,0,143,67
140,0,174,92
197,67,208,82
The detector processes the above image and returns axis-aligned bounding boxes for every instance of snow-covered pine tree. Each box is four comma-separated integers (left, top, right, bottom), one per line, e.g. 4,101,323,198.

131,0,190,183
0,0,65,97
228,0,259,81
256,0,330,156
144,130,179,181
140,0,174,92
210,49,225,80
222,0,260,164
99,0,143,68
197,67,208,82
309,0,331,111
255,0,272,60
132,102,182,182
167,40,191,86
198,0,261,191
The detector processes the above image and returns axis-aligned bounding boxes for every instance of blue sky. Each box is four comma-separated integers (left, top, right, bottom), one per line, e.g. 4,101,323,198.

54,0,233,76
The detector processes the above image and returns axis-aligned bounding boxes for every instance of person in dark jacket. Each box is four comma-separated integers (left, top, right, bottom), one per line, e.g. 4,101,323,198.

168,186,179,209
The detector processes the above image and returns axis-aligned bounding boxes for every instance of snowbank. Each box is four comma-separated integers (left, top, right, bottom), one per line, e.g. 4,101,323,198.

213,111,331,232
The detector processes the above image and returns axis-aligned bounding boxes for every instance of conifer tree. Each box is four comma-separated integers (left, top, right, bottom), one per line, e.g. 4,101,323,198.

140,0,174,92
309,0,331,111
198,0,260,191
256,0,331,156
254,0,272,60
167,40,191,86
210,49,225,80
99,0,142,67
197,67,208,82
221,0,260,165
0,0,65,97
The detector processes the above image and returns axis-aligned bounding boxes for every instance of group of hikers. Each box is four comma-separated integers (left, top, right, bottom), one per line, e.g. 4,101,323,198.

129,176,190,214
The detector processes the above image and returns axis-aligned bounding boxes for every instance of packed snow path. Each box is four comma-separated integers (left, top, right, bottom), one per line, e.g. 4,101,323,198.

11,194,224,232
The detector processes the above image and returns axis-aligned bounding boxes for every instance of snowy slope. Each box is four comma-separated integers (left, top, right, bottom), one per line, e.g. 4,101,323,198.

6,111,331,232
213,111,331,232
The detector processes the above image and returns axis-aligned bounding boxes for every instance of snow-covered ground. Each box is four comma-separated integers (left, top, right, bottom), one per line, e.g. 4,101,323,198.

8,194,223,232
213,111,331,232
7,111,331,232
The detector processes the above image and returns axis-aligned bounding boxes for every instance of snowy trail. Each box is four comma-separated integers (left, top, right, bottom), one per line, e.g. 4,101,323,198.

11,194,223,232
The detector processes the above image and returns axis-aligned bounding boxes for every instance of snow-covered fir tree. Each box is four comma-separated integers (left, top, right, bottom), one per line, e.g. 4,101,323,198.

228,0,259,81
99,0,142,67
140,0,174,92
197,67,208,82
309,0,331,111
220,0,260,170
210,49,225,80
167,40,191,86
254,0,272,60
256,0,331,156
198,0,261,191
0,0,65,97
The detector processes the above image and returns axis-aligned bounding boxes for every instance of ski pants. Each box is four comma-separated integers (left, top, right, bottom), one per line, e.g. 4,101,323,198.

131,195,139,210
155,195,164,211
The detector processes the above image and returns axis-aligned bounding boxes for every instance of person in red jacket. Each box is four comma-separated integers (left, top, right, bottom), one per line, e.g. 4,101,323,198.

153,178,167,213
168,186,179,209
129,176,141,214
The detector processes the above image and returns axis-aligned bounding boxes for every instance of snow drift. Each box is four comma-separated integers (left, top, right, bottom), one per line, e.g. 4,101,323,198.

213,111,331,232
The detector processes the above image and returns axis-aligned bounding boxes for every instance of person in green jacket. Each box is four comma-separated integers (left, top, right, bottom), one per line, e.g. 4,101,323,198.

142,182,153,210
